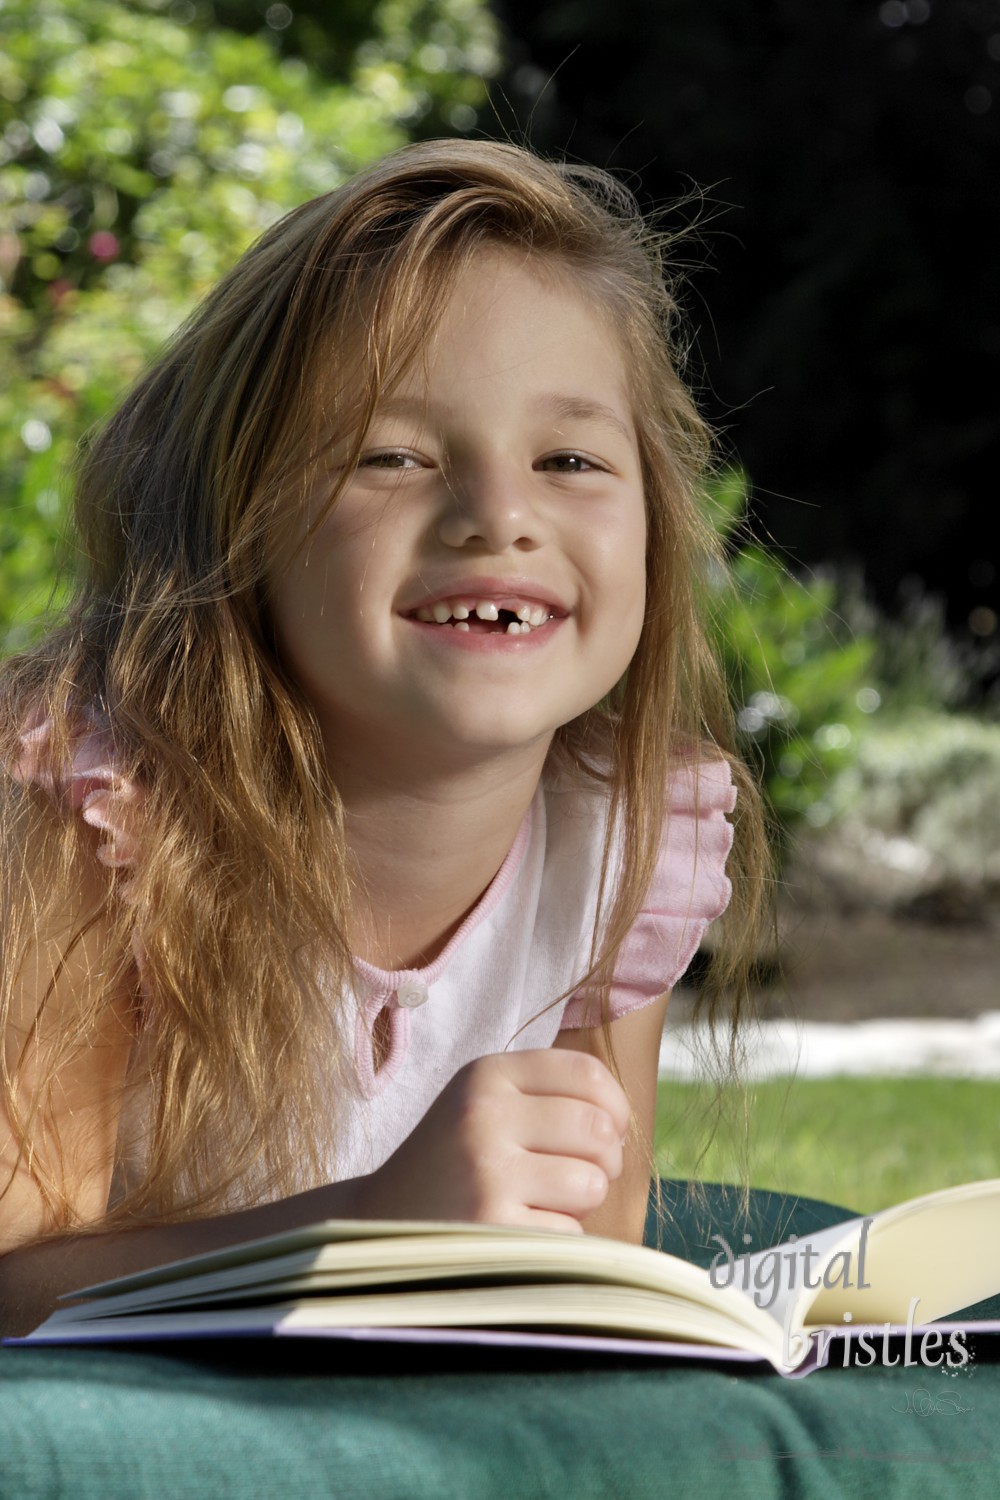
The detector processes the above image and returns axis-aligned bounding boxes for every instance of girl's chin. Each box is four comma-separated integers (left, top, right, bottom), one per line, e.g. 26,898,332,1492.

420,723,560,758
383,713,564,768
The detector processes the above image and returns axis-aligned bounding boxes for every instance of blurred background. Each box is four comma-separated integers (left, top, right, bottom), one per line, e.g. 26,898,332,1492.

2,0,998,1205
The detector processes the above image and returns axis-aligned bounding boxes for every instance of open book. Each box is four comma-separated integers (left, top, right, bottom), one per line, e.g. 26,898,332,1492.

14,1179,1000,1375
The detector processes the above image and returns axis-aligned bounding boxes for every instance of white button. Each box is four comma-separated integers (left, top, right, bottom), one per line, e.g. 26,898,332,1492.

395,978,429,1008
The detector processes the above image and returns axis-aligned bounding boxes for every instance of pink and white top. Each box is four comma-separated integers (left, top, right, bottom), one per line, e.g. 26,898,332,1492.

10,712,736,1182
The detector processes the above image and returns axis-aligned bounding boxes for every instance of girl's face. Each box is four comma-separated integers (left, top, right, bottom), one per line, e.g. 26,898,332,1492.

268,248,647,779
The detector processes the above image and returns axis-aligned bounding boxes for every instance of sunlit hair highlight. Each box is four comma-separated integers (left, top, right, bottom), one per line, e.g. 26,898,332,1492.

0,138,768,1230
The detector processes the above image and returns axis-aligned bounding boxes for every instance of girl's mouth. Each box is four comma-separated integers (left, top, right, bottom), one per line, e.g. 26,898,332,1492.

407,597,555,637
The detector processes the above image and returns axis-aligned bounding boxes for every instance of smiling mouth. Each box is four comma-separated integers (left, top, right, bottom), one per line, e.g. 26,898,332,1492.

408,599,554,636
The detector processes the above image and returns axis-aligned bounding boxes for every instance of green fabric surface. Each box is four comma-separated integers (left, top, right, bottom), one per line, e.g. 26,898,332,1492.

1,1182,997,1500
645,1177,854,1264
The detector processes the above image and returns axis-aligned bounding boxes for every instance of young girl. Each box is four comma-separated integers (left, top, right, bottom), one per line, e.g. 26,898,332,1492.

0,139,766,1335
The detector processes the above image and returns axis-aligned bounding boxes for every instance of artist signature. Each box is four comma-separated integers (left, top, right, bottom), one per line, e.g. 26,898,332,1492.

891,1387,974,1416
717,1443,991,1464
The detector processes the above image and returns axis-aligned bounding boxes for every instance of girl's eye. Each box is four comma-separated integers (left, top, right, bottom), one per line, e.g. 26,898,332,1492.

359,450,421,470
537,453,600,474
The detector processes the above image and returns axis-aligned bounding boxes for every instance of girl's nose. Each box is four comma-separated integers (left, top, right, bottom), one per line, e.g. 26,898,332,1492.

436,464,542,552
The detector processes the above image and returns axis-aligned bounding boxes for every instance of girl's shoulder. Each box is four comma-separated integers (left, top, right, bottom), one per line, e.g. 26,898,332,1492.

1,707,140,1248
657,752,737,912
544,745,737,917
5,707,143,873
546,744,737,822
556,750,738,1027
665,751,738,818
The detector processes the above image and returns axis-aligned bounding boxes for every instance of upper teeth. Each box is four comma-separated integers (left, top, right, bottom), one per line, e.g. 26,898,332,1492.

415,598,553,631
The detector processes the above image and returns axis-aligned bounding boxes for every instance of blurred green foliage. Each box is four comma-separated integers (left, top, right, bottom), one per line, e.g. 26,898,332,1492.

203,0,498,138
843,574,1000,718
826,710,1000,894
0,0,498,649
705,470,878,838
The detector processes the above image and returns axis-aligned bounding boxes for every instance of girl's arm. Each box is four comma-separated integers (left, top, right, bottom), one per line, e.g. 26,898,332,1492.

0,1174,377,1338
2,843,632,1336
0,817,376,1336
1,820,637,1332
1,813,135,1257
552,992,671,1244
0,1044,632,1336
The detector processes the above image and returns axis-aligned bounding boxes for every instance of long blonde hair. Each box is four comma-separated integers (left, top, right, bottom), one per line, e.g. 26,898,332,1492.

0,138,768,1227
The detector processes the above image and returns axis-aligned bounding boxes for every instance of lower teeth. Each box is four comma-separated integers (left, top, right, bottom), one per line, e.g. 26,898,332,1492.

427,616,548,634
446,620,530,633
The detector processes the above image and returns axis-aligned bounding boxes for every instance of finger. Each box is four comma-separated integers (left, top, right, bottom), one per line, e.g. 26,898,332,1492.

503,1049,631,1138
515,1095,625,1182
519,1149,613,1220
474,1206,586,1234
519,1210,586,1235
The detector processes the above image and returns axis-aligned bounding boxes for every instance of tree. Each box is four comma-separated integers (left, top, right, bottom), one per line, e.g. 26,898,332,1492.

0,0,498,647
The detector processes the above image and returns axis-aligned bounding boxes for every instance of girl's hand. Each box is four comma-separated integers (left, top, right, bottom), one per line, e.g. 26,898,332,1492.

356,1048,631,1232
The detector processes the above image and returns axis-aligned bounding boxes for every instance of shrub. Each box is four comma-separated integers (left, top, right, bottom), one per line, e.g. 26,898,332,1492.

705,471,878,840
827,711,1000,894
0,0,498,650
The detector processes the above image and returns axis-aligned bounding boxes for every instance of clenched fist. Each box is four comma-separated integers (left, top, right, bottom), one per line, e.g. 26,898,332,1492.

356,1048,631,1231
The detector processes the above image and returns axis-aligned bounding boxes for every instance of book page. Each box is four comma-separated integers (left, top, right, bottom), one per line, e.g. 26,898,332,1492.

804,1185,1000,1326
33,1284,788,1366
63,1219,519,1300
53,1229,776,1347
728,1179,1000,1333
728,1217,866,1330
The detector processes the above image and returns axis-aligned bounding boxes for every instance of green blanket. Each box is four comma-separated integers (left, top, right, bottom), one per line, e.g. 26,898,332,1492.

2,1183,997,1499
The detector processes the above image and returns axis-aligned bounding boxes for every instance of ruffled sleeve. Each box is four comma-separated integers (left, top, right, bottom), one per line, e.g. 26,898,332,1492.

8,710,144,876
560,758,736,1029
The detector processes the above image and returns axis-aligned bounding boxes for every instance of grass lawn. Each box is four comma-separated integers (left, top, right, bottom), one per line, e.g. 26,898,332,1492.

655,1075,1000,1214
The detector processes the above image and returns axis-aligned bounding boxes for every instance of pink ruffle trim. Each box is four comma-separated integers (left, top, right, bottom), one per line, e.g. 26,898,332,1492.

8,711,144,877
560,757,737,1029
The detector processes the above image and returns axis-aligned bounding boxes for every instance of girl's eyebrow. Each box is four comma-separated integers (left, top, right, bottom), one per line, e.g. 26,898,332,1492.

538,394,633,444
372,393,633,443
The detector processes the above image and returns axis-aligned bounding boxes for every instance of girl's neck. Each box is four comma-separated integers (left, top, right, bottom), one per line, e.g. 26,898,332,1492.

334,742,551,973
